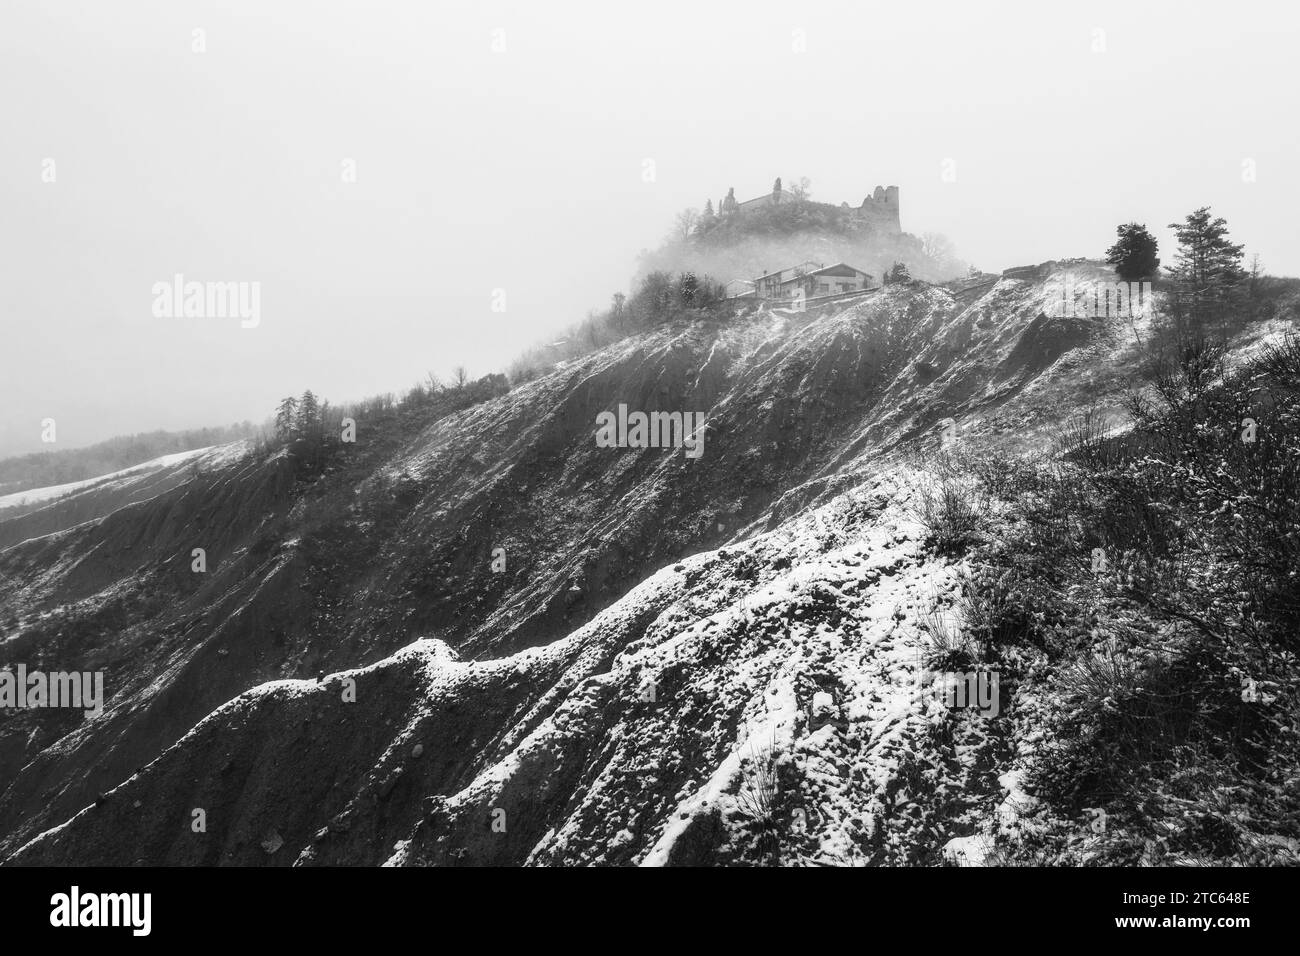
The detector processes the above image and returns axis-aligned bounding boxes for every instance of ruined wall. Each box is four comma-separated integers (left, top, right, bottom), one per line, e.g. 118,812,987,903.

732,185,900,234
852,185,901,234
736,188,798,213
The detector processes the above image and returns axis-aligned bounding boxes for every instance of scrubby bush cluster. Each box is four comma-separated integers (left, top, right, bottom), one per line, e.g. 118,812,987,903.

506,270,729,385
253,373,510,475
959,332,1300,864
915,475,989,556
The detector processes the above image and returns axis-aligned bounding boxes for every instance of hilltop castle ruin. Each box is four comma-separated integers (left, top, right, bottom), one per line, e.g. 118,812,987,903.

713,182,901,234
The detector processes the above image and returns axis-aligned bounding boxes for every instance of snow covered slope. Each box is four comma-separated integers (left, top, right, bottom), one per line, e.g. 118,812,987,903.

0,448,215,512
10,468,1006,865
4,263,1288,864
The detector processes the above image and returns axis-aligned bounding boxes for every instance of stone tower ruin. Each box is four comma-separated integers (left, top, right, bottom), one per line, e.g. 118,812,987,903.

850,185,901,234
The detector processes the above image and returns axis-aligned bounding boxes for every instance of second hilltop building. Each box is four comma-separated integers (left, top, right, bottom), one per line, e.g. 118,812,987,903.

715,180,899,304
744,261,875,301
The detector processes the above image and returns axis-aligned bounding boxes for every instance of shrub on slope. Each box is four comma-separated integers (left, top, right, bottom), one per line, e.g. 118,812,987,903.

962,332,1300,864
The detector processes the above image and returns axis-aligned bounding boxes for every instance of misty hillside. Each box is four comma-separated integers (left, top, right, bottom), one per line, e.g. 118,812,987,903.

2,264,1298,866
0,422,259,500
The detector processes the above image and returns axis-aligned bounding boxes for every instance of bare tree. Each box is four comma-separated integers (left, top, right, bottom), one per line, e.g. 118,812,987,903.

611,291,626,332
671,208,700,244
452,366,469,390
922,232,953,262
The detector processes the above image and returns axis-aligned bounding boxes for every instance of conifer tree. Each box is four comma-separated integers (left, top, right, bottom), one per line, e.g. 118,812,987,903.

1105,223,1160,280
1167,207,1245,293
275,396,298,441
296,390,321,438
885,261,911,284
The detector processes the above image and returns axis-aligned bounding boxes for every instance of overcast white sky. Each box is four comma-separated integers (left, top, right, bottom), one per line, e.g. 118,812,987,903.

2,0,1297,457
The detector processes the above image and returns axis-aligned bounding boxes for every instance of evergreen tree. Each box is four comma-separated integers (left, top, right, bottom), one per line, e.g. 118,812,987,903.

318,400,332,439
772,177,782,200
1105,223,1161,280
885,261,911,284
678,271,699,305
1167,207,1246,293
274,396,298,441
295,390,321,438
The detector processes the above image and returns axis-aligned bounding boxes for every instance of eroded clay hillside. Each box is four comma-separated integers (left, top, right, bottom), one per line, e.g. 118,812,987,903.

8,470,989,865
1,264,1235,863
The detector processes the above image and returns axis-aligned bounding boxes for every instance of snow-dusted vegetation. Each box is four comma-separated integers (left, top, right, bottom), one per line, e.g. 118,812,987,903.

3,263,1298,866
